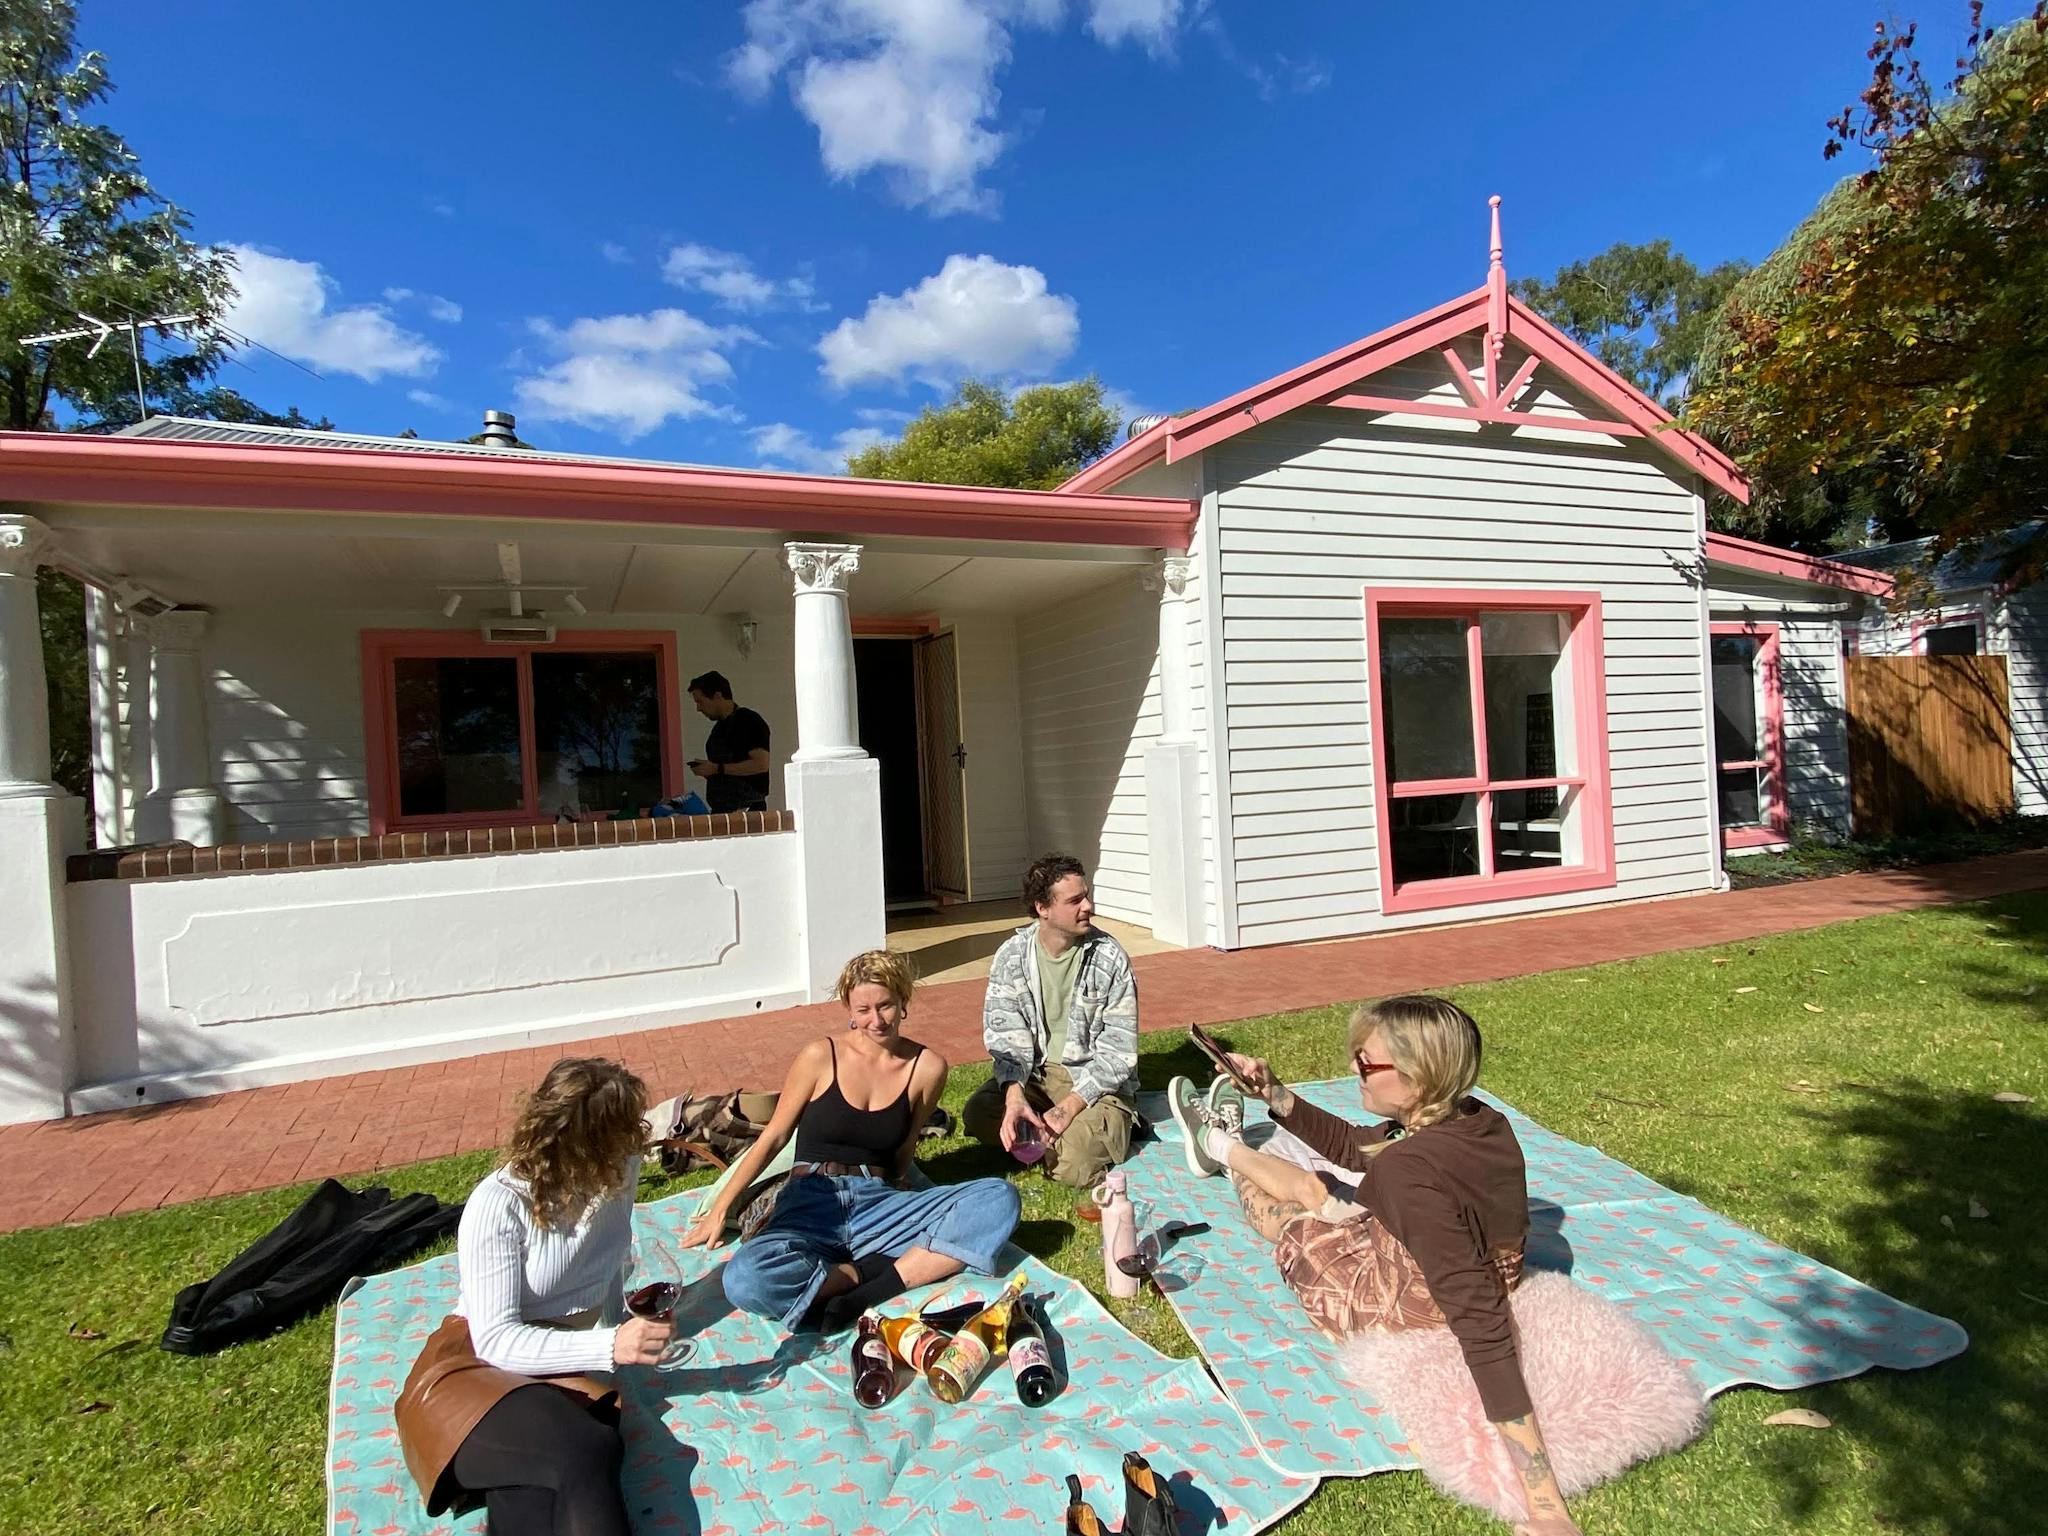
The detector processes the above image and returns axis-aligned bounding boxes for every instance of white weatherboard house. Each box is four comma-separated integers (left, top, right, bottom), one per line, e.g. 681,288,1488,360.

0,210,1894,1125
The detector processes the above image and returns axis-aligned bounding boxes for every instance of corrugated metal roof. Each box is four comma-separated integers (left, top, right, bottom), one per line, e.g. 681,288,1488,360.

1833,522,2044,591
115,415,729,474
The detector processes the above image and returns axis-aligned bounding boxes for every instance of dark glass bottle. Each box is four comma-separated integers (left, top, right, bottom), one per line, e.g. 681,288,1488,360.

851,1313,895,1409
1008,1292,1056,1406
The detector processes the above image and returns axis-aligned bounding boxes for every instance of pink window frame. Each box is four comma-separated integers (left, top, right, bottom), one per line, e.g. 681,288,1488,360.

1363,587,1617,916
1911,608,1987,656
361,629,685,835
1711,621,1790,850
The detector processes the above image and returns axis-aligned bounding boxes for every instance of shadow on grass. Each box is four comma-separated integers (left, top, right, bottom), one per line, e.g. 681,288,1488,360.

1769,1081,2048,1535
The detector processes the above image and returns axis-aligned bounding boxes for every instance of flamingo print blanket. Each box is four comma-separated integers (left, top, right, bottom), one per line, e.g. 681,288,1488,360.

326,1191,1316,1536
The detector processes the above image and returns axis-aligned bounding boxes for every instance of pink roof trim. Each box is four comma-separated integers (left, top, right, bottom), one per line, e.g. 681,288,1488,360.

1061,286,1751,504
1704,530,1895,597
1,430,1196,551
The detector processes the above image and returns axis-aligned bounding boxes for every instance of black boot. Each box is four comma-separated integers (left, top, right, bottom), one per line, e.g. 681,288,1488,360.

1064,1473,1107,1536
1121,1451,1180,1536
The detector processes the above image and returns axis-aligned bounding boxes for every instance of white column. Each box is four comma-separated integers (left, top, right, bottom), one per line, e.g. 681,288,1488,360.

0,515,59,798
780,541,883,999
0,514,84,1122
132,608,227,845
1143,553,1205,947
783,542,867,762
86,586,127,847
1152,553,1195,743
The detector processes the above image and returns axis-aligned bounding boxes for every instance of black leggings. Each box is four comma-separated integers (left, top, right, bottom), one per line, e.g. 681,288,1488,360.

449,1384,628,1536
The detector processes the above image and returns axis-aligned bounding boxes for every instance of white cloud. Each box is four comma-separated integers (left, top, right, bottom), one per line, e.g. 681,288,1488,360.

1196,13,1330,100
406,388,454,411
730,0,1107,214
662,243,826,312
222,245,442,381
1085,0,1185,52
600,241,632,265
513,307,761,440
817,254,1078,389
854,405,916,425
749,420,890,475
383,287,464,324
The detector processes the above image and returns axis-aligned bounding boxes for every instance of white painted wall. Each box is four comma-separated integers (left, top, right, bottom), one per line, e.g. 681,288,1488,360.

1707,570,1856,839
65,831,806,1110
1200,369,1721,948
165,610,802,843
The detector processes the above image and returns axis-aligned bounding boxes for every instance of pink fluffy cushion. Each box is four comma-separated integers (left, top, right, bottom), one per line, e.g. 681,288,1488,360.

1341,1271,1708,1521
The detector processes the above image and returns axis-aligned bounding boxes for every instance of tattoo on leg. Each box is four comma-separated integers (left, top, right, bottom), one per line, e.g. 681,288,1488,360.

1229,1170,1308,1242
1498,1418,1554,1489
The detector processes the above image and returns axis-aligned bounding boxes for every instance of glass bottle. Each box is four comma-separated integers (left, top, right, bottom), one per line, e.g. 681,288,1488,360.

925,1271,1027,1404
851,1313,896,1409
1007,1292,1056,1406
877,1313,950,1375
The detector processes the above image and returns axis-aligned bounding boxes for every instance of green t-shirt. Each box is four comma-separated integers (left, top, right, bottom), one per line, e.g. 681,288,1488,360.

1035,934,1083,1071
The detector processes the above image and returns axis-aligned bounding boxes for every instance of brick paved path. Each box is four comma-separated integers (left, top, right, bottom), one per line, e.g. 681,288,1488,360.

5,849,2044,1235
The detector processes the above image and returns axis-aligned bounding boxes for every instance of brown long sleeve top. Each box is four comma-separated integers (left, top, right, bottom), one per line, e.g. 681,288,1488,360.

1275,1093,1533,1421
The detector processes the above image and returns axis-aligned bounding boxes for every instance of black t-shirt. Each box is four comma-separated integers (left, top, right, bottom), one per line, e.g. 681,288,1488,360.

705,705,771,810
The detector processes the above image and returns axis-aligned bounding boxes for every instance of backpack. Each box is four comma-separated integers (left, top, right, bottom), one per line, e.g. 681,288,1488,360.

643,1091,773,1176
161,1179,462,1356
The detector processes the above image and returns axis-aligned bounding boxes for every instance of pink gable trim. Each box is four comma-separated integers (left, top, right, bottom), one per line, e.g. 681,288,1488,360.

1,432,1196,551
1704,531,1895,597
1061,291,1751,504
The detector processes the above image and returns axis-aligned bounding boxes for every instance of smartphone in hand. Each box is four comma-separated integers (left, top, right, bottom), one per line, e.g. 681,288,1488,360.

1189,1022,1256,1091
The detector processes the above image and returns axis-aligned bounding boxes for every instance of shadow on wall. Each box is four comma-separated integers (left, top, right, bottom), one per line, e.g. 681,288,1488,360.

1781,652,1850,839
1012,574,1160,921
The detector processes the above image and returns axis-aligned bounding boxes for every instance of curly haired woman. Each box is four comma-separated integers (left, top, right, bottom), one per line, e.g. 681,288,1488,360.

394,1058,669,1536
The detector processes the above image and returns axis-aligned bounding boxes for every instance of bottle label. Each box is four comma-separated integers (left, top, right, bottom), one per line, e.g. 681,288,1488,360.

937,1331,991,1381
857,1337,891,1371
1008,1336,1050,1374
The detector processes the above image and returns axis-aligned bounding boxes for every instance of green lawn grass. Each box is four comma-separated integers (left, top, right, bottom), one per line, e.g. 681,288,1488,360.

3,895,2044,1536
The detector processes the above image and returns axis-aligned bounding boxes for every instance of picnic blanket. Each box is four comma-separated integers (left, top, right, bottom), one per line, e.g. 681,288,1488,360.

326,1189,1317,1536
1123,1080,1970,1481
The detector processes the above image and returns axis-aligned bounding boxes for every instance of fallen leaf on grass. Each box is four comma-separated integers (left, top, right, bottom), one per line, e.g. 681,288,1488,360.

1735,986,1759,995
1992,1091,2034,1104
73,1401,113,1416
1764,1409,1832,1429
1711,958,1730,966
1968,1197,1990,1219
1783,1081,1826,1094
1803,1002,1826,1013
1811,968,1832,975
1940,1215,1956,1232
67,1322,104,1341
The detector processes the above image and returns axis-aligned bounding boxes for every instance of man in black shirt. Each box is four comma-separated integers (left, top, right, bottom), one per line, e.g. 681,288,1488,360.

687,670,772,812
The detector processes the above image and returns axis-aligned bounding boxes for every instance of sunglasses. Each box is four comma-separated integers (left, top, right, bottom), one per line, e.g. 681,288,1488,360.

1353,1052,1399,1082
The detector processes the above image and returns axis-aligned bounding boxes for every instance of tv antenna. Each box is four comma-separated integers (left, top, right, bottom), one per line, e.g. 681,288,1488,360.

19,311,203,420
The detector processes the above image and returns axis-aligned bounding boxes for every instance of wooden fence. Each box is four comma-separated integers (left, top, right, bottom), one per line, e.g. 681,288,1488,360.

1845,655,2014,836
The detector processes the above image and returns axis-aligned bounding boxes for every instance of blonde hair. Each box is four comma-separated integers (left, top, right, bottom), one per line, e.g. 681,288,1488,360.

835,948,918,1010
1348,994,1483,1136
505,1057,648,1230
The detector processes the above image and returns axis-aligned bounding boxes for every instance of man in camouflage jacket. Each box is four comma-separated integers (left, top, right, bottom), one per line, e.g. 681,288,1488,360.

963,854,1140,1187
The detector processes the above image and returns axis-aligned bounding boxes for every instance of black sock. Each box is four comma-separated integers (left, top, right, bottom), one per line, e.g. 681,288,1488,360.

816,1256,910,1333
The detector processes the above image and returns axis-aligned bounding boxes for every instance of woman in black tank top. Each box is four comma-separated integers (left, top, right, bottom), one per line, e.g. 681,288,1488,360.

683,950,1021,1333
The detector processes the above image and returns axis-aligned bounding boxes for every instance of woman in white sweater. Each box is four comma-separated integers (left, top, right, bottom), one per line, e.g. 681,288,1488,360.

395,1058,672,1535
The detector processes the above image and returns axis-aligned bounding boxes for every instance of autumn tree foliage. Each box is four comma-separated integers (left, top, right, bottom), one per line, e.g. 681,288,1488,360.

1690,5,2048,579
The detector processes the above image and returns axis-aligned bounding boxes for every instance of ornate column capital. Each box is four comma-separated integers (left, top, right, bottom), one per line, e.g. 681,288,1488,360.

0,515,56,577
784,542,862,595
132,607,211,652
1140,553,1192,598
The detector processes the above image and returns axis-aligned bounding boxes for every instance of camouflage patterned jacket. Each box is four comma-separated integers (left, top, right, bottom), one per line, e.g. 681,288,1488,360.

982,923,1138,1106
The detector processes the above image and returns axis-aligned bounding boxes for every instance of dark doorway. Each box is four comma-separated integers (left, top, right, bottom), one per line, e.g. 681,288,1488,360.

854,638,928,901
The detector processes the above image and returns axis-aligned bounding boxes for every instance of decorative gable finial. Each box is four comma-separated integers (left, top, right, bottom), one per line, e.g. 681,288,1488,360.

1484,195,1509,390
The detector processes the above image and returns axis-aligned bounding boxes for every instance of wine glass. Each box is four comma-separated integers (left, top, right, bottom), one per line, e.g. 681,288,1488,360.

625,1251,698,1370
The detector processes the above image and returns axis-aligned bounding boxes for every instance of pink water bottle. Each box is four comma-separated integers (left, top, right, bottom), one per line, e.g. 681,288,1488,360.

1094,1170,1140,1299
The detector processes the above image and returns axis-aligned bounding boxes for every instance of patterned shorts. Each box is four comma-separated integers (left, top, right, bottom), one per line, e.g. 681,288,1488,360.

1274,1210,1524,1339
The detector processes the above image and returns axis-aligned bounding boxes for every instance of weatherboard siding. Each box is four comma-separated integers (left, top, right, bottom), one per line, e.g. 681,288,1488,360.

1207,390,1719,949
2000,584,2048,817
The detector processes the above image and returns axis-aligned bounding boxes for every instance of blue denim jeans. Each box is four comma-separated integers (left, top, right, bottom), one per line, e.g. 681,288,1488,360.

721,1172,1021,1329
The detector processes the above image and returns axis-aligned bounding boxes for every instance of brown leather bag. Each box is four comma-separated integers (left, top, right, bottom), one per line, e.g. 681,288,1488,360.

643,1090,774,1175
393,1316,616,1515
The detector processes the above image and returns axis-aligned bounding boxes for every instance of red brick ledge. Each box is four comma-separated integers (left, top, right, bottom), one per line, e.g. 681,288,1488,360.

67,810,795,883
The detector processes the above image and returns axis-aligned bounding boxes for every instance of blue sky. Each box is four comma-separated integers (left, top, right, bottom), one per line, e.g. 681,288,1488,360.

85,0,2027,471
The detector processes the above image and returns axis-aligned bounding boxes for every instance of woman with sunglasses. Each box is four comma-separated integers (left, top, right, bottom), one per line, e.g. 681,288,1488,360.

1168,995,1577,1536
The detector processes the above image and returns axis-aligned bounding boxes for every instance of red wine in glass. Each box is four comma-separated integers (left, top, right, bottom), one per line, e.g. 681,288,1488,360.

625,1280,695,1369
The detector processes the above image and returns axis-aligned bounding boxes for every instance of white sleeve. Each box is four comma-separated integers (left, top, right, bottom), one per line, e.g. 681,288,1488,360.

457,1182,619,1376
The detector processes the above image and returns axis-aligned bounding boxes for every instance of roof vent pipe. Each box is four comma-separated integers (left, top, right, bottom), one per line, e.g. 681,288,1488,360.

1126,413,1170,441
479,410,520,449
